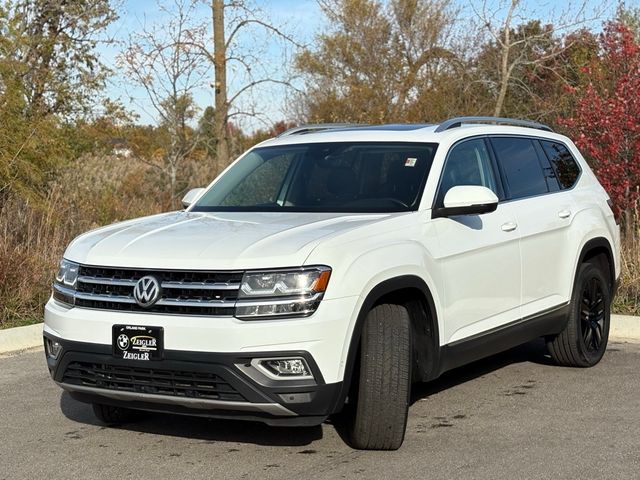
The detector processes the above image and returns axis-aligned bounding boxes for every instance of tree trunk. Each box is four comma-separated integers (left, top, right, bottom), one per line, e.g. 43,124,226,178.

493,0,518,118
212,0,229,175
494,32,511,117
493,65,509,118
169,162,177,210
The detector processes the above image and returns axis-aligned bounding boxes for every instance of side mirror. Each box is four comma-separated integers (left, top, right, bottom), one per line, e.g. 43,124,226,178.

433,185,498,218
181,188,205,208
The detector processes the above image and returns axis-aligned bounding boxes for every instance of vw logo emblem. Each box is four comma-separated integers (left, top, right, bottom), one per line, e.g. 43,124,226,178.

133,275,161,308
117,334,130,350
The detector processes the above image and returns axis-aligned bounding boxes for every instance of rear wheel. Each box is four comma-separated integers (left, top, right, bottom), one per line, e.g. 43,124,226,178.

347,303,412,450
547,262,610,367
92,403,141,425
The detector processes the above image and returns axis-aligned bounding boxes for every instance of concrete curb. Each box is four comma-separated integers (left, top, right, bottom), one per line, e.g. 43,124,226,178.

0,314,638,355
609,314,640,341
0,323,43,354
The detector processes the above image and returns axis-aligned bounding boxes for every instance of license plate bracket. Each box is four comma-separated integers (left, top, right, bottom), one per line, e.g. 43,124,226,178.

112,325,164,361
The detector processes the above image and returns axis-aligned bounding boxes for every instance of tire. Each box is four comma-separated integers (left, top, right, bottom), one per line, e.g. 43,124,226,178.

348,303,412,450
92,403,140,425
547,262,610,367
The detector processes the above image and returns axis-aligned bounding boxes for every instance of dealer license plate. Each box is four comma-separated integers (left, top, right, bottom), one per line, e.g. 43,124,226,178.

112,325,164,361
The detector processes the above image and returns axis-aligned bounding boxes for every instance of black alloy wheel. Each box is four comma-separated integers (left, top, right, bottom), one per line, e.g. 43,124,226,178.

580,276,606,353
547,262,610,367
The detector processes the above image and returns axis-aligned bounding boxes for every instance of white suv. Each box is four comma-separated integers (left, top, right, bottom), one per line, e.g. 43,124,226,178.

44,117,620,450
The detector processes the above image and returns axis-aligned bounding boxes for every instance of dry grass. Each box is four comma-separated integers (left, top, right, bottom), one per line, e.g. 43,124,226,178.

613,233,640,316
0,192,67,328
0,155,166,327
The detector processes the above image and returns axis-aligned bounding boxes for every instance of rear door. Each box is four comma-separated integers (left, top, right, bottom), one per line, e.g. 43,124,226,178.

431,137,522,344
489,136,577,317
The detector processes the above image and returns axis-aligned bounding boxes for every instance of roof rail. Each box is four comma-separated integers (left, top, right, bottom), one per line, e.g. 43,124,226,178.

434,116,553,133
277,123,365,137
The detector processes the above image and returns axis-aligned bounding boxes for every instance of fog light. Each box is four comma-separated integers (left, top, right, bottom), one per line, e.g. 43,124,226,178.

253,357,313,380
45,338,62,359
278,392,314,404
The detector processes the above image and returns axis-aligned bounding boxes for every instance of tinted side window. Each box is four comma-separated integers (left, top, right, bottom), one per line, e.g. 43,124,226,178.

437,138,498,206
491,137,548,200
533,141,560,192
541,141,580,189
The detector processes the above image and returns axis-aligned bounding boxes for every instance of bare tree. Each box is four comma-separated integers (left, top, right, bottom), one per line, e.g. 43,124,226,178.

118,0,209,208
472,0,605,117
209,0,301,173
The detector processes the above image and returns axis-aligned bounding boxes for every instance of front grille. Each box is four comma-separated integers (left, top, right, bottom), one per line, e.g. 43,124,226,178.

72,298,234,316
62,361,246,402
69,266,243,315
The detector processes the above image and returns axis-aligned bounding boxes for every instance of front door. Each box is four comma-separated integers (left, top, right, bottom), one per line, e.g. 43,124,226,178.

430,138,522,344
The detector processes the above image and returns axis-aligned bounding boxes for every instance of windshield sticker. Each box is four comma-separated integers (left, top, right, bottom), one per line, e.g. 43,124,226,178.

405,157,417,167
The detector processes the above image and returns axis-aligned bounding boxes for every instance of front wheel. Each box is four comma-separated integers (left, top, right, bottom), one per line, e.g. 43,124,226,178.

547,262,610,367
347,303,412,450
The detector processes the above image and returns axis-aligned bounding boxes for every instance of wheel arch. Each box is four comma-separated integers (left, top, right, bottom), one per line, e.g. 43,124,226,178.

575,237,616,295
331,275,441,414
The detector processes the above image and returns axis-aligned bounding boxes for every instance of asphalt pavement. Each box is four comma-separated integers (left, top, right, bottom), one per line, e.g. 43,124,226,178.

1,340,639,480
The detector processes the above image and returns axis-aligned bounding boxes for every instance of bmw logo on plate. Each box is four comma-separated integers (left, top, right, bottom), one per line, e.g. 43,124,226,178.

117,334,130,351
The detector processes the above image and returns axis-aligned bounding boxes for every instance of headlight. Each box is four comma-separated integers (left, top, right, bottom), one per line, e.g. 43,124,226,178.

52,259,79,306
235,266,331,319
238,267,331,298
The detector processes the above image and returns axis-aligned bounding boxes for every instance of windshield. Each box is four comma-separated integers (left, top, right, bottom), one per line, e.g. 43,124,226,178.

191,142,438,213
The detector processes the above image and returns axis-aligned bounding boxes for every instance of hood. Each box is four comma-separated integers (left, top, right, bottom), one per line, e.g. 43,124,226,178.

65,211,395,270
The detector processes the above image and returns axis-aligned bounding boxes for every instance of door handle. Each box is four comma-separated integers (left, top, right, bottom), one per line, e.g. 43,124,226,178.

501,222,517,232
558,210,571,219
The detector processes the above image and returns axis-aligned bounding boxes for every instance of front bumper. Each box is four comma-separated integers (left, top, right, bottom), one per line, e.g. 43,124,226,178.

45,333,343,426
44,296,357,385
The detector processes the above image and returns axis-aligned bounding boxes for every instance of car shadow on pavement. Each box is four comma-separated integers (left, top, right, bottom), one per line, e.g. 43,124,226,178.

411,338,553,404
59,392,323,447
330,339,555,447
58,339,552,448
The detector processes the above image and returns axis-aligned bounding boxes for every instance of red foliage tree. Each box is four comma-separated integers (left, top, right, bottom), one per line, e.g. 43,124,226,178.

560,22,640,230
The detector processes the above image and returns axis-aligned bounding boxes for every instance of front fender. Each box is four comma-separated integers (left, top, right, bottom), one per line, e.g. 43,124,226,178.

313,238,442,388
